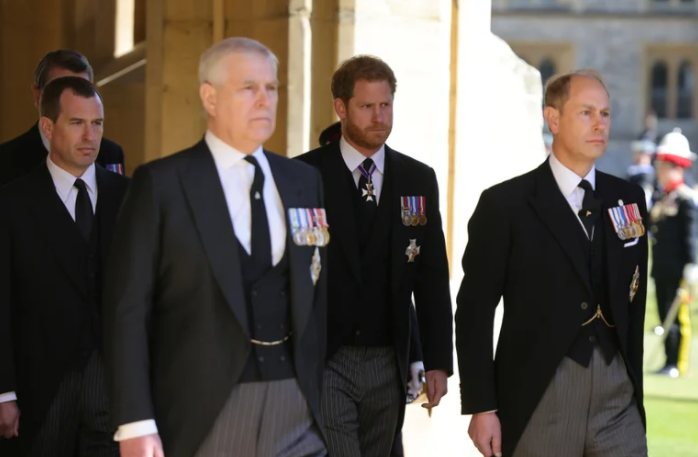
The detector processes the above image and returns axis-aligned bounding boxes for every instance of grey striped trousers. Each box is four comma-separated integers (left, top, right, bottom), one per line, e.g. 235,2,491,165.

321,346,403,457
28,351,119,457
513,346,647,457
195,378,327,457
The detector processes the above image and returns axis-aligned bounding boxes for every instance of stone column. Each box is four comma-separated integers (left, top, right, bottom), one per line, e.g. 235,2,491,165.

0,0,67,141
144,0,213,161
336,0,454,231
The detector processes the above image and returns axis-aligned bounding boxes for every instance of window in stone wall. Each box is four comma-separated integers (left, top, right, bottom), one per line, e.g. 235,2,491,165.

646,46,698,120
678,61,694,119
651,62,669,119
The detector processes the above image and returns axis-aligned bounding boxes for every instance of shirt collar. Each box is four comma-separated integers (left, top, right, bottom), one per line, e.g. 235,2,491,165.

548,151,596,198
38,122,51,152
205,130,264,169
46,155,97,202
339,135,386,175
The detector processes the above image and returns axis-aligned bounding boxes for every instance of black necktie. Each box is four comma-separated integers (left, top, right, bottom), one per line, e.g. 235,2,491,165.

578,179,599,238
74,178,93,240
245,156,272,270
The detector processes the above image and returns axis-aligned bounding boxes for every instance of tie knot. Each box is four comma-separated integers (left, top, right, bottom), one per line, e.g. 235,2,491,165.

360,158,374,172
244,155,260,168
578,179,593,192
74,178,87,192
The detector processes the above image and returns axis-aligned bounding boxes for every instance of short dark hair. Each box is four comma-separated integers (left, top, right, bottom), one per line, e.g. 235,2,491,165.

40,76,101,122
34,49,93,90
331,55,397,104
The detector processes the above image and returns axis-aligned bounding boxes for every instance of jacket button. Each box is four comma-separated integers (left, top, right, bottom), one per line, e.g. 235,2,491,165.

251,290,258,297
589,336,596,343
355,330,361,336
258,357,264,362
280,291,286,297
280,356,286,362
279,323,285,329
581,302,588,310
257,325,262,330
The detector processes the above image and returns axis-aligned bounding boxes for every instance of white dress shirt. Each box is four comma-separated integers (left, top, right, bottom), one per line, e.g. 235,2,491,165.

114,130,287,442
340,136,386,204
0,157,97,404
549,151,596,238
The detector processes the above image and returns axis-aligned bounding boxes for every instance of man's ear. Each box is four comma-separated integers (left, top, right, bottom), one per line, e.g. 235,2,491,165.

543,106,561,135
39,116,54,141
334,98,347,121
199,83,218,118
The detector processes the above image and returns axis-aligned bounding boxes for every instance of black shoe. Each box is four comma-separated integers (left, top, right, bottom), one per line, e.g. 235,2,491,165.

656,365,680,378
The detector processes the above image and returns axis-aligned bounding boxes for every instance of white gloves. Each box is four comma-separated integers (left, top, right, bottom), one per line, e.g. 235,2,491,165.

407,361,425,400
684,264,698,285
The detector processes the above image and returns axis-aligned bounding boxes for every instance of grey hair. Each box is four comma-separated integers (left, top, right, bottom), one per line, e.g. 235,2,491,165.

198,37,278,86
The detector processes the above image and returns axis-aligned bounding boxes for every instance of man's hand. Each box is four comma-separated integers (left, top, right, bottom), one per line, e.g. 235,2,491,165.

421,369,448,409
119,434,165,457
0,401,19,438
468,412,502,457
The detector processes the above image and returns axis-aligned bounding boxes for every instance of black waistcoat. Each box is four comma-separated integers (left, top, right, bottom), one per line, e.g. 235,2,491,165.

567,217,619,367
237,243,295,383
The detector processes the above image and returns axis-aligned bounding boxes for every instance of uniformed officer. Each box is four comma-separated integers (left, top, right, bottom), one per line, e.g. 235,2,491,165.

650,128,698,378
627,139,656,208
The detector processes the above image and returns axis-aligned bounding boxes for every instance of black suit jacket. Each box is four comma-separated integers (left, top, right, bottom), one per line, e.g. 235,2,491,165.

0,164,129,455
650,184,698,280
104,141,328,457
296,141,453,386
455,159,648,457
0,123,126,187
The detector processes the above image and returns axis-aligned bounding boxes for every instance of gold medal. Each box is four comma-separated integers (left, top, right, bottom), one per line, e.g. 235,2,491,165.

320,227,331,246
306,230,316,247
313,228,325,247
411,215,419,226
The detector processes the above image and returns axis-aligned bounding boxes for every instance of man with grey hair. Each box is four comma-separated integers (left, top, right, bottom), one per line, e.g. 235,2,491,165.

104,37,329,457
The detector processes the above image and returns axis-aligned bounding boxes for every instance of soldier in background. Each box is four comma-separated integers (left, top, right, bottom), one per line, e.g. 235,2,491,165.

627,139,656,208
650,128,698,378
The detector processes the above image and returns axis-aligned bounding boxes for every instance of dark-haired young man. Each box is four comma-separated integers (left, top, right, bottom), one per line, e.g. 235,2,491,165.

0,49,125,187
0,76,129,457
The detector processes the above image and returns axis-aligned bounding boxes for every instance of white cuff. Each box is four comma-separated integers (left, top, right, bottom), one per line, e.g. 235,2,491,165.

0,391,17,403
114,420,159,441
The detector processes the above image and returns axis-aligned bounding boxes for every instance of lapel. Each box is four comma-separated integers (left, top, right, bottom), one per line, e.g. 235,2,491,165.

94,166,123,262
387,148,412,296
265,151,315,348
29,164,89,297
597,172,624,317
528,159,593,295
179,141,249,336
320,142,362,285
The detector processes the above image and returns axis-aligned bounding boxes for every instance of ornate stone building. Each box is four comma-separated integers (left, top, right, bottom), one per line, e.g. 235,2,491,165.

492,0,698,176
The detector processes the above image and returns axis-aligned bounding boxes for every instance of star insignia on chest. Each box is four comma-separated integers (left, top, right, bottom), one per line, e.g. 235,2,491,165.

405,239,421,263
362,182,375,202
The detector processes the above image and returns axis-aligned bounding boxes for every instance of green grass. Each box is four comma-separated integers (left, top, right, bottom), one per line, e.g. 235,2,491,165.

643,279,698,457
